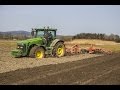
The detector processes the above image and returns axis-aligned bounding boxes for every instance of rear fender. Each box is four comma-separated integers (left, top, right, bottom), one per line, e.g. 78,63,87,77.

50,39,64,47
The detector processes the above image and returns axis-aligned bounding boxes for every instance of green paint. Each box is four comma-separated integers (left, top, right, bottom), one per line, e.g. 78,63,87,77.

11,28,64,58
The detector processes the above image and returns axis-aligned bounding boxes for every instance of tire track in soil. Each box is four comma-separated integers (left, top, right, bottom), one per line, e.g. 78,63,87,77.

12,55,120,85
24,55,120,85
0,53,120,85
72,66,120,85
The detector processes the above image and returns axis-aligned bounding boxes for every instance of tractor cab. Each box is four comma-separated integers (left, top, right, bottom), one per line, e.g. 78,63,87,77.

31,27,57,46
31,27,57,39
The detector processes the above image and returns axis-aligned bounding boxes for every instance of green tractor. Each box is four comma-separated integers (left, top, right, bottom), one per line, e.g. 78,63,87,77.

11,27,65,59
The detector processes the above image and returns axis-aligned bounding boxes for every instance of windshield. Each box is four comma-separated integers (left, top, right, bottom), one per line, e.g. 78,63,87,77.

36,31,44,38
33,30,56,38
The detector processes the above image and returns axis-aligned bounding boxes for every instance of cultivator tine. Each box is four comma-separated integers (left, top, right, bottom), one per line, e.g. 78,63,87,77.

65,44,113,56
65,44,81,55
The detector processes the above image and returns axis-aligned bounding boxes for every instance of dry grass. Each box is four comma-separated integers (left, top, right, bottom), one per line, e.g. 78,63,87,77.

0,40,17,52
0,39,120,52
65,39,120,52
65,39,119,45
97,45,120,53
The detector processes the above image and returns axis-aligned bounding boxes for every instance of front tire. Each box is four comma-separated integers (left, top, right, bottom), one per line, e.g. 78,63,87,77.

29,46,45,59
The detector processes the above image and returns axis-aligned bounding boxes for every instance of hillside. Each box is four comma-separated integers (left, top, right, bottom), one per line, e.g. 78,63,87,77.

0,31,30,36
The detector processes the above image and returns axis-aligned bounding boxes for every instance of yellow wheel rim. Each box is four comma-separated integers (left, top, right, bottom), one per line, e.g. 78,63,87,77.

35,51,43,59
57,47,64,56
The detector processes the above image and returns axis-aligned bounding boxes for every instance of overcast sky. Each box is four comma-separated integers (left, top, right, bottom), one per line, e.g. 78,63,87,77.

0,5,120,35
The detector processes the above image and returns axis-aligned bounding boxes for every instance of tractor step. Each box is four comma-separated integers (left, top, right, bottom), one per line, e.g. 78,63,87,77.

45,47,53,55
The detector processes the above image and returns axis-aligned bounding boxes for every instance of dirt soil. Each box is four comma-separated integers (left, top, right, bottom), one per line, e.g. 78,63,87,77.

0,40,119,85
0,40,104,74
0,49,102,73
0,53,119,85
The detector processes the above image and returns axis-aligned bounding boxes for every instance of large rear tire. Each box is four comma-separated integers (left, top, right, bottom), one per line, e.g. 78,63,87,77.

53,42,65,57
29,46,45,59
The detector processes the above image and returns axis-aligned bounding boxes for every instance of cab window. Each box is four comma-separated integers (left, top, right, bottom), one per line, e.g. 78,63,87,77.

36,31,44,37
48,31,55,37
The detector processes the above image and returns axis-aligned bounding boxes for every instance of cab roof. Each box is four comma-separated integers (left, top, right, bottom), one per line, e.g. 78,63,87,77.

32,28,57,31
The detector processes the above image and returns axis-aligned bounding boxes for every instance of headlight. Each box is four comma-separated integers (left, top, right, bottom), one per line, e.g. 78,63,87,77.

20,46,23,49
17,46,20,49
17,45,24,49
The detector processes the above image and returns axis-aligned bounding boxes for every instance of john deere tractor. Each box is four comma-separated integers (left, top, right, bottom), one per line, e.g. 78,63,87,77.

11,27,65,59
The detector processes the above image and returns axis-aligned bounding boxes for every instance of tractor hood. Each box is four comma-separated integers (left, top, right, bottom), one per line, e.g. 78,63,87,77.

17,37,43,45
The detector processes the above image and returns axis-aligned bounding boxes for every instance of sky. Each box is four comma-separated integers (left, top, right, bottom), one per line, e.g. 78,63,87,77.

0,5,120,35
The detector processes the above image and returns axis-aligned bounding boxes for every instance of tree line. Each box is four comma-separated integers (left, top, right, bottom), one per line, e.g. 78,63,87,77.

0,32,30,40
0,32,120,43
73,33,120,43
